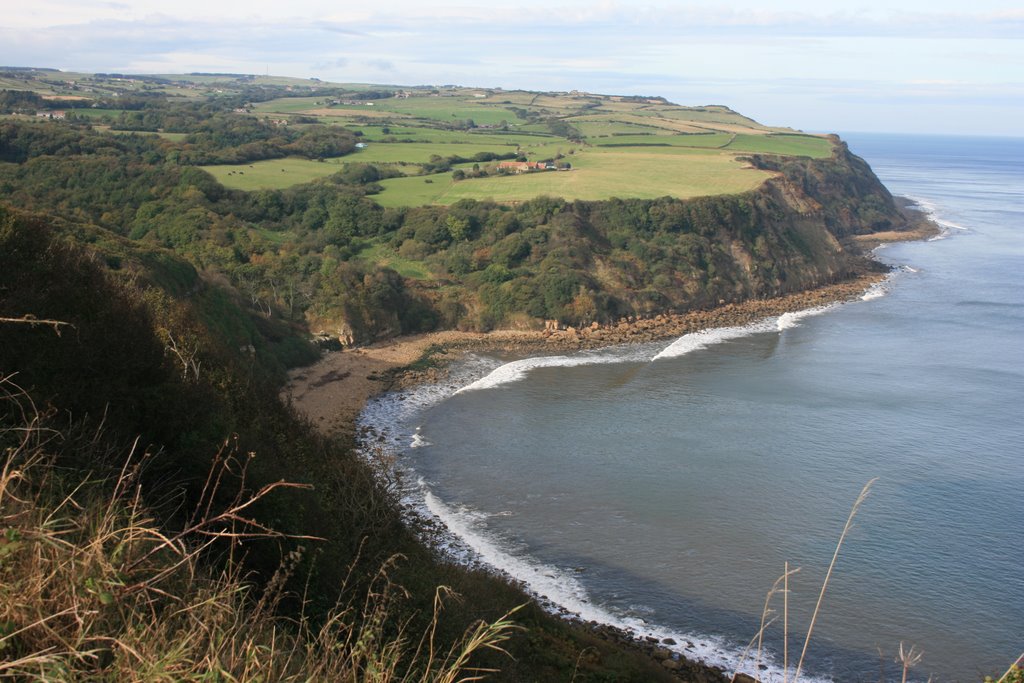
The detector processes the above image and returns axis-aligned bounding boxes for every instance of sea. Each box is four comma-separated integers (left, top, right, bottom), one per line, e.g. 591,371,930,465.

359,133,1024,682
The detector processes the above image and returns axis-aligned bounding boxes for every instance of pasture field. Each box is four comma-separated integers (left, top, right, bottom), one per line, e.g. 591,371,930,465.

593,133,734,148
357,100,518,126
723,133,833,158
573,113,708,134
372,148,772,207
347,126,550,145
188,81,835,199
348,141,518,164
202,157,346,190
252,97,324,113
574,120,666,137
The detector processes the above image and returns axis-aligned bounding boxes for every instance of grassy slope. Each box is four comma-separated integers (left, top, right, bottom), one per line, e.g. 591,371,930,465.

202,156,349,190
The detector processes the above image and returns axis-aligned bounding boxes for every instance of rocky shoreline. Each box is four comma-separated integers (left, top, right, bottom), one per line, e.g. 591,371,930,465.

388,270,891,391
288,213,940,683
358,271,903,683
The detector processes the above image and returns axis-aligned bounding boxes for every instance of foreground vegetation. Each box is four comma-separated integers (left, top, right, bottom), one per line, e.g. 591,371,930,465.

0,68,919,680
0,207,694,681
0,381,518,681
0,72,905,348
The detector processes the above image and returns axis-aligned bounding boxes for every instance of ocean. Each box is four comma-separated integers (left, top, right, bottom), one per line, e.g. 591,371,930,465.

359,133,1024,682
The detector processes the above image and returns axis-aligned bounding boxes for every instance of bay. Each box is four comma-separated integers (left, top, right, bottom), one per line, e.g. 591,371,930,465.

361,133,1024,682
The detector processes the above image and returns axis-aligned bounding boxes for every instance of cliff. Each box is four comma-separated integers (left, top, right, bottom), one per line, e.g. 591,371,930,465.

311,139,912,344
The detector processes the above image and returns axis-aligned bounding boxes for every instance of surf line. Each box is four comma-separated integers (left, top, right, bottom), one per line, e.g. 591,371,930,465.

455,303,852,394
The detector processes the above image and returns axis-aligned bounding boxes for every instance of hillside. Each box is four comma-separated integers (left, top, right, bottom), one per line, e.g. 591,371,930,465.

0,68,920,680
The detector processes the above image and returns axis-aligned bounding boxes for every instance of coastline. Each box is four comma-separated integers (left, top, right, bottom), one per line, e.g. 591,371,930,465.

284,193,939,438
281,211,940,681
282,270,891,682
283,269,918,438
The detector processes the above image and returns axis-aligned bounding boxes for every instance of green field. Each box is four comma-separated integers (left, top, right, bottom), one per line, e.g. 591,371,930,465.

372,148,773,207
348,142,517,164
593,133,734,148
203,138,574,191
252,97,325,113
192,84,835,200
202,157,346,190
574,120,666,137
350,97,519,125
723,134,833,157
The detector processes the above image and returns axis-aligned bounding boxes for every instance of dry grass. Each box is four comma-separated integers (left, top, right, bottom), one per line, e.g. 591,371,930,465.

0,376,519,681
730,479,878,683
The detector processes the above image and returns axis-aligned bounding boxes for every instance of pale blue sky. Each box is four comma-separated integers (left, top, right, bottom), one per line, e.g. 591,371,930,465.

2,0,1022,135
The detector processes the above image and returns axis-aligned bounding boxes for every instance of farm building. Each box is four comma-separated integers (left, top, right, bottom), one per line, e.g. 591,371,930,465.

498,161,551,173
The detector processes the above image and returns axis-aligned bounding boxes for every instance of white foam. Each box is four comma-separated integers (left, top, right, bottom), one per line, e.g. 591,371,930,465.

904,194,968,239
776,305,835,331
454,347,651,394
652,320,773,361
861,283,888,301
410,430,431,448
421,485,832,683
651,306,839,362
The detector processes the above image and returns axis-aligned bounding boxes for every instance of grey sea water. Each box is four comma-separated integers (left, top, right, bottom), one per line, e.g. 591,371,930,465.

360,134,1024,682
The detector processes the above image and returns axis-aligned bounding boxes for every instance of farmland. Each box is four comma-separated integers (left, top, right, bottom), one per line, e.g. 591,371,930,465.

200,85,835,204
371,149,772,207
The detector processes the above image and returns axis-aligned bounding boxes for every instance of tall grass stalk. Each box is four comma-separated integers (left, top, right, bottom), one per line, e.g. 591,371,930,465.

792,477,876,683
0,375,518,681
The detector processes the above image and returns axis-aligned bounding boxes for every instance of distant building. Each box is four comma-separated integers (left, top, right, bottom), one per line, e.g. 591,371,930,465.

498,161,552,173
35,110,65,119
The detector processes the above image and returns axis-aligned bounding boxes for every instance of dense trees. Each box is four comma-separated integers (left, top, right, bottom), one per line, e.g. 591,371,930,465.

0,111,901,346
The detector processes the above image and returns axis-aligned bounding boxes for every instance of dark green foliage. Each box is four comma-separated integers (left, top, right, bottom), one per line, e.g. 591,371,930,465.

0,108,907,342
547,118,584,142
0,205,695,683
0,89,44,113
748,141,903,236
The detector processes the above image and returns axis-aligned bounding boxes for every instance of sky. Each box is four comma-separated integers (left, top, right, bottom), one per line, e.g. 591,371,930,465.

2,0,1022,136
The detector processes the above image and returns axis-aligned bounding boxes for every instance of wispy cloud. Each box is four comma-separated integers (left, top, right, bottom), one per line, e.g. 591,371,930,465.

1,2,1021,135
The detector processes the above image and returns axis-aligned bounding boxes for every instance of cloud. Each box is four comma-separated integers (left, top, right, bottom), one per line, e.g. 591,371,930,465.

312,57,349,70
363,59,395,72
1,2,1021,135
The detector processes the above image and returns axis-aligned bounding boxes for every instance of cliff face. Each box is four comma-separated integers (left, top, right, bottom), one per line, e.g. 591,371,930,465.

748,138,907,238
645,141,911,309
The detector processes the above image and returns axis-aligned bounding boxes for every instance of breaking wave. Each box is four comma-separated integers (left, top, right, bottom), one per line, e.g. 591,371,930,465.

419,485,830,683
356,273,906,683
904,195,969,240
